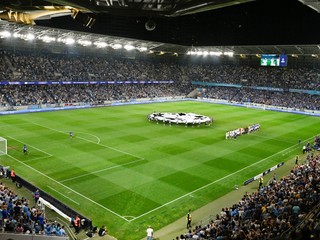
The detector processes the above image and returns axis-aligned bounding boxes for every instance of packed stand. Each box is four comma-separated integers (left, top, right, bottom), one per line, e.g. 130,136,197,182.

0,172,67,237
0,83,192,106
1,51,320,91
0,50,320,110
0,51,186,82
186,64,320,90
176,139,320,240
202,87,320,111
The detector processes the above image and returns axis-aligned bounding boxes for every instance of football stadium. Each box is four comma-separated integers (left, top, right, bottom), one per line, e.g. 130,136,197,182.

0,0,320,240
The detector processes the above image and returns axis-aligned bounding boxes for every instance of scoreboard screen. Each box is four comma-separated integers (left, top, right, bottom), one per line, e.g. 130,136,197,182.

260,54,287,67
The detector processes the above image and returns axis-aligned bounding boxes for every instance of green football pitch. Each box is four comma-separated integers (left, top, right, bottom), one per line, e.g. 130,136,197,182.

1,101,319,240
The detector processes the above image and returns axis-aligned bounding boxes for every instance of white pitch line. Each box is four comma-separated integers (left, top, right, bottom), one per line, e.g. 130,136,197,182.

6,154,129,222
23,155,53,163
128,134,318,221
76,131,101,144
7,136,53,157
60,158,145,183
31,122,144,160
47,185,80,205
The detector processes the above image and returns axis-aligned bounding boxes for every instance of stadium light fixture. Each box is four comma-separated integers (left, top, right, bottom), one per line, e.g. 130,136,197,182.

0,31,11,38
40,35,56,43
94,41,108,48
78,39,92,46
137,46,148,52
209,51,223,56
65,38,75,45
224,51,234,57
124,45,135,51
26,33,35,41
112,43,122,49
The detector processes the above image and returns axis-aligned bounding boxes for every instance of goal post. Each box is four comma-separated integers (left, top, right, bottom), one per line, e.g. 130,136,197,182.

0,137,7,156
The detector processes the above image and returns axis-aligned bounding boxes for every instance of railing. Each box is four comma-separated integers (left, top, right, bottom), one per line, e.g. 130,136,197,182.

0,232,69,240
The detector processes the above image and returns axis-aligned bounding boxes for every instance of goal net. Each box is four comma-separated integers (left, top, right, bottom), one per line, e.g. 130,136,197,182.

0,137,7,156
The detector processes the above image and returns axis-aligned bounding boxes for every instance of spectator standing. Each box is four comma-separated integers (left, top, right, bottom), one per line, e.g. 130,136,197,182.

10,169,16,182
186,209,192,229
258,177,263,189
34,189,40,203
74,215,81,234
146,225,153,240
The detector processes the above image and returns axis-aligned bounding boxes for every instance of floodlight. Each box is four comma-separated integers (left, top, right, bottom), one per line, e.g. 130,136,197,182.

112,44,122,49
0,31,11,38
26,33,35,40
41,35,56,43
209,51,223,56
65,38,75,45
94,41,107,48
224,51,234,57
124,45,135,51
137,46,147,52
78,40,92,46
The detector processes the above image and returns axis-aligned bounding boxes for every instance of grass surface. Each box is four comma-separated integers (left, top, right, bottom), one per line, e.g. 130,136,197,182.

0,101,319,240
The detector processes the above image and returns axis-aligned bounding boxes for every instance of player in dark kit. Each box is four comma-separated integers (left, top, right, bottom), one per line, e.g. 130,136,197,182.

23,145,28,154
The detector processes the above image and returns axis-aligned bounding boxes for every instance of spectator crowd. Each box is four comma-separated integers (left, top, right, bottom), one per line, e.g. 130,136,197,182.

0,172,67,237
0,50,320,111
1,49,320,239
175,137,320,240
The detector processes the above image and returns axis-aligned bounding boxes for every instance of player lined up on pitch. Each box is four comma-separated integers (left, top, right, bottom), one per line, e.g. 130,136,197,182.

226,123,260,140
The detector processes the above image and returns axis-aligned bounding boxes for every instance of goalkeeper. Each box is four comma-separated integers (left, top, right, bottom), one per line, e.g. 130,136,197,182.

23,145,28,154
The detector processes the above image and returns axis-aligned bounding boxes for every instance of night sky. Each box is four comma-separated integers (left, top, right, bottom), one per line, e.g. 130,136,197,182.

36,0,320,46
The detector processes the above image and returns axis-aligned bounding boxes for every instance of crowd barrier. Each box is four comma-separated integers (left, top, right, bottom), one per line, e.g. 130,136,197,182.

243,162,284,185
0,97,187,115
0,233,68,240
0,167,92,233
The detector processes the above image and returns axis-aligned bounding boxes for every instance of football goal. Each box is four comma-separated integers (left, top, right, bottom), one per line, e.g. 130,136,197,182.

0,137,7,156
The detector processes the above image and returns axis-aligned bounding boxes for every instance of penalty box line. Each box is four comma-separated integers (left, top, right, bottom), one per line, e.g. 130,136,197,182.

129,133,319,222
60,158,146,183
7,136,53,157
6,154,130,222
31,122,144,160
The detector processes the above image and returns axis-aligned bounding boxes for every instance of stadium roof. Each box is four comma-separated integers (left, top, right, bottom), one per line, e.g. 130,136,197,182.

1,21,320,59
298,0,320,13
0,0,255,24
0,0,320,46
0,0,319,59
